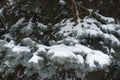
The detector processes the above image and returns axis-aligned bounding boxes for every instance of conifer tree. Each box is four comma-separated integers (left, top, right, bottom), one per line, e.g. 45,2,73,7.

0,0,120,80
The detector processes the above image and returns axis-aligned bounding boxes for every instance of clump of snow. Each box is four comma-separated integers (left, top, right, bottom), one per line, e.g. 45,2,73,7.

10,17,25,29
47,44,84,65
59,19,76,36
33,44,49,55
48,44,76,58
12,46,30,54
29,55,43,63
101,24,115,32
59,0,66,5
86,50,111,67
57,37,79,45
37,44,49,52
37,22,48,29
46,44,111,67
4,40,31,54
103,34,120,47
101,24,119,33
110,48,115,54
76,55,84,64
28,44,49,63
73,44,92,54
4,40,15,48
94,13,115,23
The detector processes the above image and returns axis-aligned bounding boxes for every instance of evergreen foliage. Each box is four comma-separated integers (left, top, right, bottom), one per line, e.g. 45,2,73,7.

0,0,120,80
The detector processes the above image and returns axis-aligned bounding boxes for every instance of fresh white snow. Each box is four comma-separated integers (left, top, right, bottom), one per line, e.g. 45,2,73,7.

4,40,31,54
12,46,30,54
48,44,77,58
95,13,115,23
29,55,43,63
4,15,120,69
37,22,48,29
86,50,111,67
4,40,15,48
